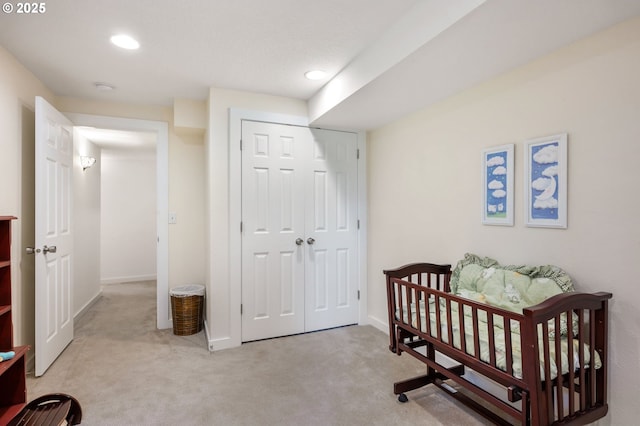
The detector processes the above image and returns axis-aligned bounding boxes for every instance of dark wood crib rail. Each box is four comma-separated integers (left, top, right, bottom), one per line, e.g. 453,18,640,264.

384,263,451,353
522,291,612,425
384,263,612,426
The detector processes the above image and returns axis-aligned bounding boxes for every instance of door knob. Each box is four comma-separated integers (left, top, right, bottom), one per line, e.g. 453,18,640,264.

295,238,304,246
306,238,315,245
26,247,41,255
42,245,57,254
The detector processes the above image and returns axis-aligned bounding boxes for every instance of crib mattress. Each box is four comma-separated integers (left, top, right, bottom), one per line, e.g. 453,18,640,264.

396,300,601,381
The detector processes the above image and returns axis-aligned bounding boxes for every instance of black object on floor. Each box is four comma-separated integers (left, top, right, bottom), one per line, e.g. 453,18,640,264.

9,393,82,425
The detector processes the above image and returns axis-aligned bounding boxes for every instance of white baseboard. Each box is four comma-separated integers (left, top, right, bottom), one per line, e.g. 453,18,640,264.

101,274,157,285
204,320,240,352
74,291,102,321
26,352,35,375
204,320,213,351
368,315,389,335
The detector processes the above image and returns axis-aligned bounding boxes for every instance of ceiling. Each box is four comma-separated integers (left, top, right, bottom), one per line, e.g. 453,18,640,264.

1,0,639,131
75,127,157,151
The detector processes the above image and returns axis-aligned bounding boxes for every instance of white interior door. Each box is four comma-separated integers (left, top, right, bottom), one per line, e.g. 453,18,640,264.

34,96,74,376
241,121,359,342
305,128,359,331
241,121,308,341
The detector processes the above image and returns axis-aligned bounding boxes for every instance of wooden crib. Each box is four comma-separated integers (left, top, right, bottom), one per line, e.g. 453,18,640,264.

384,262,611,425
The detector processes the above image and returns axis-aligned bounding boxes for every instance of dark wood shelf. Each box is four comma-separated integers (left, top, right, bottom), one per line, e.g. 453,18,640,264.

0,404,25,425
0,345,29,374
0,217,25,424
0,343,26,363
0,346,28,424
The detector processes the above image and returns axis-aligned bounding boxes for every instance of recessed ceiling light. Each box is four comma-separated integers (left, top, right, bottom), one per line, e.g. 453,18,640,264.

110,34,140,50
305,70,327,81
94,82,115,91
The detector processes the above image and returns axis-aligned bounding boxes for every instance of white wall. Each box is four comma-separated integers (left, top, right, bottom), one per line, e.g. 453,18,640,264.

0,45,55,348
100,148,156,283
56,98,207,300
206,87,307,350
73,131,101,316
168,131,206,292
1,46,204,339
367,17,640,425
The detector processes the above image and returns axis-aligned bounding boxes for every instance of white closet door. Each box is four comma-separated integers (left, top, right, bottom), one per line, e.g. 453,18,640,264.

241,120,308,341
241,121,359,342
304,128,359,331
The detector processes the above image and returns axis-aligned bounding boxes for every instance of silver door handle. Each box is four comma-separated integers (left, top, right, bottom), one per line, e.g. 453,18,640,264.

295,238,304,246
42,245,57,254
306,238,315,245
26,247,41,254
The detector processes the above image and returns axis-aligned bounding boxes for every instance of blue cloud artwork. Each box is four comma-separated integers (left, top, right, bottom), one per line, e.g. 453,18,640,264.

485,151,508,218
530,142,559,220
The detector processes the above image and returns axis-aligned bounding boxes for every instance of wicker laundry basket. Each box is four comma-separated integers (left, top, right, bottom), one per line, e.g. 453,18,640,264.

170,285,205,335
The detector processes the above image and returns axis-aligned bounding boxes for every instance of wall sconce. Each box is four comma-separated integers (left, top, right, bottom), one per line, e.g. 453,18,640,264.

80,156,96,171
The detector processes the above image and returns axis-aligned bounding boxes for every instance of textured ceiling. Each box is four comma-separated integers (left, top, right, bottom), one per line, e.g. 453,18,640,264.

1,0,639,131
0,0,417,105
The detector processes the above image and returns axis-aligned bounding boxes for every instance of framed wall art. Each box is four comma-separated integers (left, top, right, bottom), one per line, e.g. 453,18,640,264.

524,133,567,228
482,144,514,226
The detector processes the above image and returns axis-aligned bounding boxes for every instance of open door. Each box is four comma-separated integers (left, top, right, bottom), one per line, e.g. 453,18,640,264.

34,96,74,376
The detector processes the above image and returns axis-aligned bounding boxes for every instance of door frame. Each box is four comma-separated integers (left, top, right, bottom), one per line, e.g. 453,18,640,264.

229,108,368,346
65,113,171,329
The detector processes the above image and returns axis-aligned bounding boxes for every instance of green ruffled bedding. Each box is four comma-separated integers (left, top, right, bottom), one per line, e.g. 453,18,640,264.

450,253,578,338
450,253,575,295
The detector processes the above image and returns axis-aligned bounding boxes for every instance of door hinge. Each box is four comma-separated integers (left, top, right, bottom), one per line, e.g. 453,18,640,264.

240,221,243,233
357,219,360,230
241,304,243,315
357,149,360,159
357,290,361,300
240,139,243,150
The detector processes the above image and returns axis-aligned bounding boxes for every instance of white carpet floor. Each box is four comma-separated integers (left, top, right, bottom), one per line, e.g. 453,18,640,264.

25,281,490,425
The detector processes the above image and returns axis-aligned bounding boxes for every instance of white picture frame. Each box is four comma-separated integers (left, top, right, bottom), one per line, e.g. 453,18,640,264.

524,133,568,228
482,144,514,226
